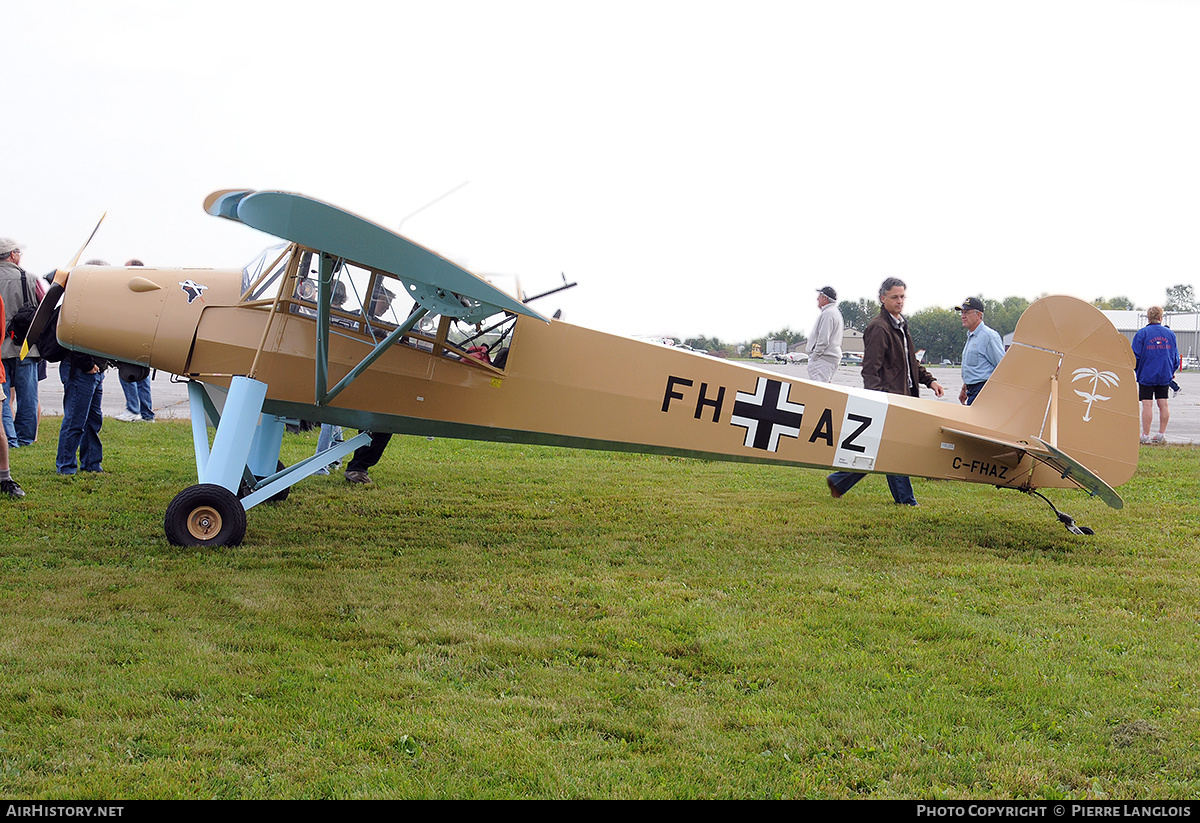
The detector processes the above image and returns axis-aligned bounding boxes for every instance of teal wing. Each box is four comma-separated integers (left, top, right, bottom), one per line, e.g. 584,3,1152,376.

205,189,548,324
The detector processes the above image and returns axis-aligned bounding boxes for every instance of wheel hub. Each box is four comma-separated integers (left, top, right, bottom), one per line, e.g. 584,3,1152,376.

186,506,222,539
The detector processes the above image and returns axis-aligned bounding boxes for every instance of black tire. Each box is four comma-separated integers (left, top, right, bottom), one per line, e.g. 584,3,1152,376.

164,484,247,547
266,460,290,503
238,460,290,504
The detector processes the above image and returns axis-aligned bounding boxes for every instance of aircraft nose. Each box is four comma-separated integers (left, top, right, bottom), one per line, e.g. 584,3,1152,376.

58,265,169,367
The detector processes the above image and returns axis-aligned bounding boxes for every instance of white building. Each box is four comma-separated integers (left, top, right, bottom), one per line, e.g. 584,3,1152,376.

1102,310,1200,365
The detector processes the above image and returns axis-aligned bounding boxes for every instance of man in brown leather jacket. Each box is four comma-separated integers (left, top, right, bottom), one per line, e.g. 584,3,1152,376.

862,278,942,397
827,277,943,505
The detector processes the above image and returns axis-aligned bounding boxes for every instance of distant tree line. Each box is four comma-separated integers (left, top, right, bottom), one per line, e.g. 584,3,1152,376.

1084,288,1196,311
680,284,1195,362
1165,284,1197,312
902,297,1033,365
835,296,1036,365
683,335,730,355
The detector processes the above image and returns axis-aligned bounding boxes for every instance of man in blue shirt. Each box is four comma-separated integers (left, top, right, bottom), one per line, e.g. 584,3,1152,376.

1131,306,1179,444
954,297,1005,406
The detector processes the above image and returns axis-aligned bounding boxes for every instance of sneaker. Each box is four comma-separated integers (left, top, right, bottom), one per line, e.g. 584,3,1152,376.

345,470,372,484
1152,434,1166,444
1140,435,1153,445
1,478,25,499
114,411,138,422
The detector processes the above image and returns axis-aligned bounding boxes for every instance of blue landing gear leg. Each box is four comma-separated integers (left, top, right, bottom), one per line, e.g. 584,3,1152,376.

164,376,369,547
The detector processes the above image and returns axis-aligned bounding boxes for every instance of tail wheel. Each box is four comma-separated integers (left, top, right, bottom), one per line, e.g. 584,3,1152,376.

164,484,247,547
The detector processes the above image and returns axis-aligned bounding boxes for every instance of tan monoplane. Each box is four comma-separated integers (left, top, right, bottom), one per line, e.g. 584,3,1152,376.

23,190,1139,546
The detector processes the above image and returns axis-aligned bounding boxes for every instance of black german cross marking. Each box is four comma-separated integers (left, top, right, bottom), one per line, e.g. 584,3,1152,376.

730,377,805,452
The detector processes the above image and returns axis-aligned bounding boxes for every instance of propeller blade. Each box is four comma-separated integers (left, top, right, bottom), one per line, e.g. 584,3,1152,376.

19,283,63,360
67,213,106,269
19,213,104,359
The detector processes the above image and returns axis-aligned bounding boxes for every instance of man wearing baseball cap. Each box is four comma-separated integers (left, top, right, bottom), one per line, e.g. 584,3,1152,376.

0,240,27,498
954,296,1005,406
0,238,41,448
806,286,843,383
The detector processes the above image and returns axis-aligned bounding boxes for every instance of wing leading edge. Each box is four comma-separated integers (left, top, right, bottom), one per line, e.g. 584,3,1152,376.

203,189,548,325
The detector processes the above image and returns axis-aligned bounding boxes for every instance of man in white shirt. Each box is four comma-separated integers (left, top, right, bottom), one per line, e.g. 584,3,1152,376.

806,286,843,383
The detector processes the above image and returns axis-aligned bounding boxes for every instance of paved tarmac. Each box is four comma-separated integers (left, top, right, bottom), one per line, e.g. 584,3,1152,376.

35,368,193,422
29,364,1200,445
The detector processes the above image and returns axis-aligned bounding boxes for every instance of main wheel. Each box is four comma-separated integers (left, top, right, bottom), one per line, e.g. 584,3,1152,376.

164,484,247,547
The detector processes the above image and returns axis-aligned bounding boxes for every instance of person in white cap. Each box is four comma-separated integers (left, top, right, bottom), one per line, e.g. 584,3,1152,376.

0,238,41,448
806,285,843,383
0,242,27,499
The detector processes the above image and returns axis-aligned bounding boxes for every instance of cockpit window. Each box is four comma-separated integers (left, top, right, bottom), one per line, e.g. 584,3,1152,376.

241,244,291,299
246,243,516,370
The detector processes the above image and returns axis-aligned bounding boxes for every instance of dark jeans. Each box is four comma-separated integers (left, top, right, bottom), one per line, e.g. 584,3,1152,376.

57,362,104,474
964,380,986,406
827,471,917,505
347,432,392,474
2,357,40,446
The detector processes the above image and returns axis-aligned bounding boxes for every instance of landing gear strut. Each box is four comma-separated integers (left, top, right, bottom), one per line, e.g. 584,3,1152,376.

163,376,369,548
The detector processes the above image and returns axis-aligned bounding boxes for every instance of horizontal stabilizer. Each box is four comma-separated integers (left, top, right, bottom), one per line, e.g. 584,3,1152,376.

1031,437,1123,510
204,189,548,325
941,426,1123,509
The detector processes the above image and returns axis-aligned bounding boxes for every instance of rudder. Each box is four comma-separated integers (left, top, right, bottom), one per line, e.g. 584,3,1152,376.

970,296,1139,492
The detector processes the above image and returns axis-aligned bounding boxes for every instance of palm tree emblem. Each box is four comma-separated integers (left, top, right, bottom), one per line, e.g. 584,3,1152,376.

1071,368,1120,422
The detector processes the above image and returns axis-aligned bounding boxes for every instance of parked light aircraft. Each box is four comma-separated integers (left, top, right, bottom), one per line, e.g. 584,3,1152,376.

23,191,1139,546
767,351,807,365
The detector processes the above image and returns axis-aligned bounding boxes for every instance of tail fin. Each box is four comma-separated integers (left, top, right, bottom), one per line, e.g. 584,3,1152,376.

970,296,1139,498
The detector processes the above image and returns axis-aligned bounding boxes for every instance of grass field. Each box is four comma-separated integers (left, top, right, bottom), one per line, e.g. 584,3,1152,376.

1,419,1197,799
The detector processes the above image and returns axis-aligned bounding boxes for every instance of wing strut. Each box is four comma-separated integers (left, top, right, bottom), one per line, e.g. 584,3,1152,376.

315,253,333,402
317,303,429,406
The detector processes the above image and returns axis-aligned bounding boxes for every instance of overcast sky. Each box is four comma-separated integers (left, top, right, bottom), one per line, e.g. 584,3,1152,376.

6,0,1199,341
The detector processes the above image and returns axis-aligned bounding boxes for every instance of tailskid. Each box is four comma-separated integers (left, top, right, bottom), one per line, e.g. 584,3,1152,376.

1014,487,1096,536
